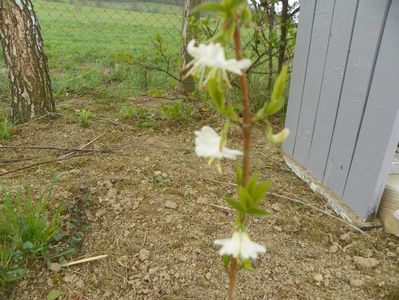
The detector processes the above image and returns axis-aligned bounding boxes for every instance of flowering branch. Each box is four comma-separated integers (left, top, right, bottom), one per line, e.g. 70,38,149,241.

186,1,290,299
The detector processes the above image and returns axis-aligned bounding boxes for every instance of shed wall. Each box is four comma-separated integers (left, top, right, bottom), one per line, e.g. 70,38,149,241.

284,0,399,220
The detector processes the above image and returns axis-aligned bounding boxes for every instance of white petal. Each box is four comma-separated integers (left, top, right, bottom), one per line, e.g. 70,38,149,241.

393,210,399,221
198,126,220,139
215,232,241,257
222,147,243,159
187,39,200,58
240,232,266,260
237,58,252,70
224,59,243,75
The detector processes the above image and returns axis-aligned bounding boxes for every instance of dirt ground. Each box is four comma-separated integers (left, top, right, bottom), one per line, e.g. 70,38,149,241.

0,95,398,300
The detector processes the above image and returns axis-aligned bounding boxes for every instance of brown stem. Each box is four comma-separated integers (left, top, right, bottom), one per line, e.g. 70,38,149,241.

228,257,239,300
227,20,252,300
234,22,252,188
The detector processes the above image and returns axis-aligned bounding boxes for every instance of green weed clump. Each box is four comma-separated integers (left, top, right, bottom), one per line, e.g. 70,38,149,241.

119,105,138,119
0,186,62,289
0,113,11,140
119,105,160,129
78,109,94,128
160,102,193,123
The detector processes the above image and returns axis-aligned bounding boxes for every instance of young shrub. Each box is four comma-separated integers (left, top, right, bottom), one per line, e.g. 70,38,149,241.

78,109,93,128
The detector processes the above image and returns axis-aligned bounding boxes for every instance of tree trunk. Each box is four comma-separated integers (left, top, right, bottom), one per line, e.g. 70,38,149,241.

180,0,200,93
278,0,288,72
0,0,55,123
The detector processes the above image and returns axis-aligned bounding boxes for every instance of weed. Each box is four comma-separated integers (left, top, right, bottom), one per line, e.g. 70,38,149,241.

119,105,138,119
160,102,193,123
0,181,63,289
147,88,167,98
0,113,11,140
78,109,94,128
119,105,160,129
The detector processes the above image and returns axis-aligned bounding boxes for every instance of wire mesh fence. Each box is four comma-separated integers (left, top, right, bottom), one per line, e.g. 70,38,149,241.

0,0,186,101
0,0,297,111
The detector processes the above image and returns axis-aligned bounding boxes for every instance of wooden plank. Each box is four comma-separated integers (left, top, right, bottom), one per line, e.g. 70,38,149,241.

342,0,399,219
292,0,336,167
323,0,390,198
283,0,316,156
307,0,358,179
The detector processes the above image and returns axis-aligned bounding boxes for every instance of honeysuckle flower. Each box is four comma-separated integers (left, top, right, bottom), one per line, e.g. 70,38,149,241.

214,231,266,260
266,127,290,145
393,210,399,222
184,40,251,87
195,126,242,172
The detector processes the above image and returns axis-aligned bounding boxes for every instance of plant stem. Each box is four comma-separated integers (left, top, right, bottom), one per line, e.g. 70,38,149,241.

234,23,251,188
228,256,239,300
227,20,252,300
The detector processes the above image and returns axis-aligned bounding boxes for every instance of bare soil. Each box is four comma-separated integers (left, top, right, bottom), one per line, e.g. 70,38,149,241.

0,95,398,300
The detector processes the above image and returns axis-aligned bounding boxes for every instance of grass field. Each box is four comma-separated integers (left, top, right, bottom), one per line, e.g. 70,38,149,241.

0,0,282,113
0,0,183,102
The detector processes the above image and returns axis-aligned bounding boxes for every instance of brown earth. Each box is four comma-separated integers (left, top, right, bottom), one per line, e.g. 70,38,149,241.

0,95,398,300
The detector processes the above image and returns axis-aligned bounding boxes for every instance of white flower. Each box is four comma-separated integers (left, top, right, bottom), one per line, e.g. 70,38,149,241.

214,231,266,260
393,210,399,222
195,126,242,160
269,128,290,145
184,40,251,86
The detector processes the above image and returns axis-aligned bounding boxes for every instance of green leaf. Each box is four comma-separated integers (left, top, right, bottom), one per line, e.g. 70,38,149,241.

271,65,288,102
227,0,246,9
225,197,246,213
246,172,259,195
223,255,232,267
246,207,271,217
252,179,272,206
207,76,225,112
238,186,252,207
47,290,63,300
254,65,288,121
192,3,226,14
241,259,254,272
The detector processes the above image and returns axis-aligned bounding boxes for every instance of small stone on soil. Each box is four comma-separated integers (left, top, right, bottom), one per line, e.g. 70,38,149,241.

330,244,339,253
349,278,364,287
49,263,62,273
340,232,351,242
139,249,150,262
271,203,281,212
313,274,323,282
353,256,379,268
165,200,178,209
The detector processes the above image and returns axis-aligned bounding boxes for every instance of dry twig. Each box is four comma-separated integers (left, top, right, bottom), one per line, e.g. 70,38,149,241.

59,134,105,159
62,254,108,267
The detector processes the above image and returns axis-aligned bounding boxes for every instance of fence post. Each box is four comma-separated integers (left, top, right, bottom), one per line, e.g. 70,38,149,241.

180,0,200,93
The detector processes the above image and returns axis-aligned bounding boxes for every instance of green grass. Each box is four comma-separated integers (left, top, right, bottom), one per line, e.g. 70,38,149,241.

0,185,62,289
0,120,11,140
78,109,94,128
160,102,193,123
